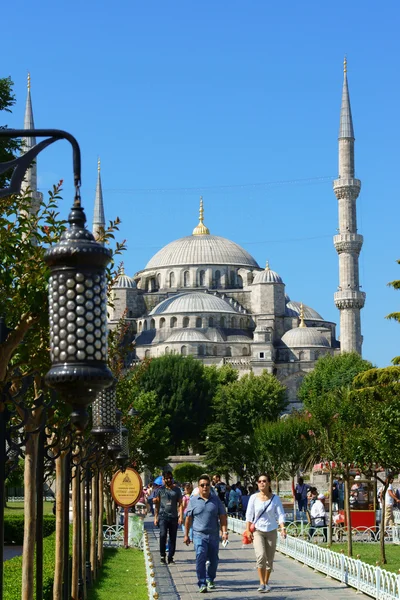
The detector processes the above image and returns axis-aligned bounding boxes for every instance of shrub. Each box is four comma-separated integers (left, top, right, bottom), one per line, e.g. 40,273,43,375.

4,515,56,545
173,462,207,484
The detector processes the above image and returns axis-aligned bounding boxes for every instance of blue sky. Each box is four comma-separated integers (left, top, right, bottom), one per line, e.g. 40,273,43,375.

2,1,400,367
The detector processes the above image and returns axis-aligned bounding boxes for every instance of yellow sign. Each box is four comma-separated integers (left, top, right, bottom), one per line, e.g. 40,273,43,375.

110,467,143,508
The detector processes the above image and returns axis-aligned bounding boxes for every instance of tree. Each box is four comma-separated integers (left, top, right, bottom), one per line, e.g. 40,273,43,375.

133,354,213,453
205,371,287,479
173,463,206,484
0,76,21,188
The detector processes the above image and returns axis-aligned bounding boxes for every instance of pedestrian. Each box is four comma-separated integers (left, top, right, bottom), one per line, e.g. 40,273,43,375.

383,475,397,527
154,471,182,564
184,474,228,593
212,473,227,503
180,482,193,540
228,484,239,515
294,477,309,514
245,473,286,593
309,493,327,541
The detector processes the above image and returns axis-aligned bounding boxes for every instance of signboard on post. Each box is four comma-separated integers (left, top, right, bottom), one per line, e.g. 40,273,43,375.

110,468,143,548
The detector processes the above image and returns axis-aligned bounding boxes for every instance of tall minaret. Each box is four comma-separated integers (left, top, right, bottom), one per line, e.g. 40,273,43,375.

92,158,105,243
333,58,365,354
22,73,43,214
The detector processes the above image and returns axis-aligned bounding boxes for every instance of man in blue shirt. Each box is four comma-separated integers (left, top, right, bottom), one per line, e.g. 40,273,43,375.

184,474,228,593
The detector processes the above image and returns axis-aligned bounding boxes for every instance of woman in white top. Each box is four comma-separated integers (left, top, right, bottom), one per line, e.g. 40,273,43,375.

245,473,286,593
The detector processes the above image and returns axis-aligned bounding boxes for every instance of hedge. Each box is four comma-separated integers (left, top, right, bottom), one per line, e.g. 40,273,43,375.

4,514,56,545
4,527,72,600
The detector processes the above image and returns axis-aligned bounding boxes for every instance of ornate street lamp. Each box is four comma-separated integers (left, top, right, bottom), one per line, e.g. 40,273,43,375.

117,427,129,471
107,409,122,458
91,382,117,440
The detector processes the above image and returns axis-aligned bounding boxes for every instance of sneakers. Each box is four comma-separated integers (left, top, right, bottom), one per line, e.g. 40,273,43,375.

160,556,166,564
257,584,271,593
264,585,271,593
207,580,216,590
199,585,208,593
168,557,175,564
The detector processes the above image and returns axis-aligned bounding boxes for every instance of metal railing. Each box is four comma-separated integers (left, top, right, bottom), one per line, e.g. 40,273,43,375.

228,516,400,599
103,516,144,549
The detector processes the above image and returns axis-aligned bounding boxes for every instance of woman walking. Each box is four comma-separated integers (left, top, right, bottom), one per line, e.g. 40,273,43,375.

245,473,286,593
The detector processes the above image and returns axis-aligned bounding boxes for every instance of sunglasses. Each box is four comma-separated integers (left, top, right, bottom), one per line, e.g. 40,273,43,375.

258,479,268,483
199,483,210,487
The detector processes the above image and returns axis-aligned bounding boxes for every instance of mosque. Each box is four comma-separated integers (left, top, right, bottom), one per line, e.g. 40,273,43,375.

23,60,365,409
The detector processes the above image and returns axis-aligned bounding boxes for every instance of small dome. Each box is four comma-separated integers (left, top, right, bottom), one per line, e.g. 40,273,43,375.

285,300,323,320
149,292,237,316
113,265,136,289
165,329,209,343
281,327,330,348
252,261,283,284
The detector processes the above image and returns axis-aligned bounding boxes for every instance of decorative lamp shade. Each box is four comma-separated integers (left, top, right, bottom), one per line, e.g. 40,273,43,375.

107,409,122,457
44,204,113,430
121,427,129,457
91,382,117,439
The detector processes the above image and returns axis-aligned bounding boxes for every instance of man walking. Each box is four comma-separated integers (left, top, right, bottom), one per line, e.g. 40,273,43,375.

184,474,228,593
154,471,182,564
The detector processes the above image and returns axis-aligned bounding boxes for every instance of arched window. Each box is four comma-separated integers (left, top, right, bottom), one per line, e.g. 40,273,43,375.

220,316,226,328
314,351,320,361
181,345,187,356
198,345,205,356
208,316,214,327
215,270,221,288
165,346,169,355
169,272,175,288
299,351,305,361
242,347,248,356
157,274,161,289
183,271,190,287
138,321,142,333
170,316,177,328
159,317,165,329
247,272,253,285
183,316,189,328
213,346,217,356
231,317,237,328
199,270,205,286
145,349,150,358
230,271,235,287
225,346,232,357
143,321,148,331
237,274,243,288
239,317,245,329
128,310,133,318
150,318,155,329
196,317,202,328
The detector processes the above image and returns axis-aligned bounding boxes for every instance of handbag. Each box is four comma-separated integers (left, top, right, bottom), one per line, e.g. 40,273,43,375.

249,495,275,533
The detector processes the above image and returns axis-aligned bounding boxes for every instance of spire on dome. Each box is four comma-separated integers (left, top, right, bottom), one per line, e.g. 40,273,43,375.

299,303,306,328
339,56,354,139
265,260,270,270
21,73,42,213
192,196,210,235
92,157,106,244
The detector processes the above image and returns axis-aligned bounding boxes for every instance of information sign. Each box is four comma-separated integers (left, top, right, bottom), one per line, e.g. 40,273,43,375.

110,467,142,508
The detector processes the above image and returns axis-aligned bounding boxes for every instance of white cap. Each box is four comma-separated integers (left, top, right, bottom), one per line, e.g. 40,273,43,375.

318,493,325,500
354,475,361,480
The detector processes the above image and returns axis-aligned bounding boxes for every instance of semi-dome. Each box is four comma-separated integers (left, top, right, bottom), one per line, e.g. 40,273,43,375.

281,327,330,348
252,261,283,284
149,292,238,315
285,300,323,320
165,329,209,343
113,265,136,289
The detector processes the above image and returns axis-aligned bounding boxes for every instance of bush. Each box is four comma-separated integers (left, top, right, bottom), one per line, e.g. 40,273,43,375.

4,526,72,600
4,514,56,545
173,462,207,484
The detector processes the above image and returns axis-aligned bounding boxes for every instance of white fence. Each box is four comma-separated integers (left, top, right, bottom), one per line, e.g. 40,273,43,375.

228,517,400,599
103,515,144,549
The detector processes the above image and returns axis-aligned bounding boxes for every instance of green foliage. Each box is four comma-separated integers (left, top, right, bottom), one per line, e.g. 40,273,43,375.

5,459,24,488
4,514,56,545
86,548,147,600
4,526,71,600
205,371,287,478
0,76,20,188
298,352,373,407
173,462,206,484
133,354,213,452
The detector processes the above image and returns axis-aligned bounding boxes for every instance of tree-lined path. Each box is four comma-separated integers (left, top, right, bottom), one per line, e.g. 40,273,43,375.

145,519,361,600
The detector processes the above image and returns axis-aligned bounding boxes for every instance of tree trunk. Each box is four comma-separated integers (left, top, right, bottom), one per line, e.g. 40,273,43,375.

90,471,98,581
344,468,352,557
380,482,388,565
97,471,104,568
105,484,114,525
71,466,79,600
21,432,39,600
328,470,333,547
53,452,65,600
276,477,280,495
80,473,87,600
292,476,296,521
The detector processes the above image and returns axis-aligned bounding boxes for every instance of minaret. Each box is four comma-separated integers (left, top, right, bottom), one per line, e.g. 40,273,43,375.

333,58,365,354
22,73,42,214
92,158,105,244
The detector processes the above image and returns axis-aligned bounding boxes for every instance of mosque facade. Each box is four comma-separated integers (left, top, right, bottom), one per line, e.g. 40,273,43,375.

24,60,364,410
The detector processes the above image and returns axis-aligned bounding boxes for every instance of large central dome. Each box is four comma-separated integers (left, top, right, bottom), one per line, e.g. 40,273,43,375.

145,234,259,270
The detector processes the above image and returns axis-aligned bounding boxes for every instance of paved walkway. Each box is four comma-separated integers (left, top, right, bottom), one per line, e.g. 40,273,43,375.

3,546,23,561
145,520,362,600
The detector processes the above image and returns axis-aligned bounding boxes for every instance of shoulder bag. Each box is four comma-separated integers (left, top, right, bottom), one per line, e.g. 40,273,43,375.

249,495,275,533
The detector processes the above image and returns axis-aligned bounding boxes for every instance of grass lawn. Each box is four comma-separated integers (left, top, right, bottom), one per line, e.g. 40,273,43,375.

87,548,147,600
325,543,400,573
4,501,54,516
